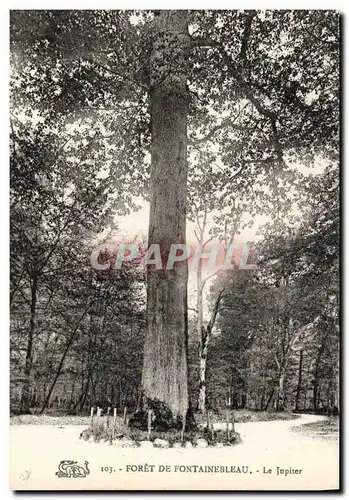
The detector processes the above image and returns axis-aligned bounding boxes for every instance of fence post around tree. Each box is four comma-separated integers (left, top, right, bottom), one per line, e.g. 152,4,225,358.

107,407,110,428
113,408,117,441
123,406,127,424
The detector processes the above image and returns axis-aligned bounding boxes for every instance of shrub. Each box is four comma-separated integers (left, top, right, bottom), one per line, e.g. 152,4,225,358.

80,421,241,447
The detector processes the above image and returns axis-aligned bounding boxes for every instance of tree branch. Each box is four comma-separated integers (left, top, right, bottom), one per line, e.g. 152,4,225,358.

239,10,257,65
188,119,252,146
190,37,286,170
190,37,221,49
206,288,226,338
201,265,224,289
88,58,148,92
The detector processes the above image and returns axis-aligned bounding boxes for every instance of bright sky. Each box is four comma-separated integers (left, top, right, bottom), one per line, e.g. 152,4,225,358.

116,200,267,242
116,156,327,244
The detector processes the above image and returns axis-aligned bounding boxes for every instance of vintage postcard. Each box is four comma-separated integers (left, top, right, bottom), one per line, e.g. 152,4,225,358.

10,8,340,491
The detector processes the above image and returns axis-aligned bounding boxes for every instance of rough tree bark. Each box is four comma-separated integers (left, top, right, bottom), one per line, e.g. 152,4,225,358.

138,11,191,429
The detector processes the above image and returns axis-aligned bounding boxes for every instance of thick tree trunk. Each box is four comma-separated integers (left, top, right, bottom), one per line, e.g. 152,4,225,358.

20,275,38,413
295,349,303,411
141,11,190,426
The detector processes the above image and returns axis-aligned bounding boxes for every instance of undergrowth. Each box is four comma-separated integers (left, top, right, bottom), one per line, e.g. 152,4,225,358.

80,421,241,447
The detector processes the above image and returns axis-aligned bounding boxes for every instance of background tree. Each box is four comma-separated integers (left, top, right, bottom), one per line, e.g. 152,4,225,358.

10,111,145,414
204,159,339,413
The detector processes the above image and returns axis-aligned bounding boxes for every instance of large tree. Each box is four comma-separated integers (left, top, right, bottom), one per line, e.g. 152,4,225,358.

142,12,190,425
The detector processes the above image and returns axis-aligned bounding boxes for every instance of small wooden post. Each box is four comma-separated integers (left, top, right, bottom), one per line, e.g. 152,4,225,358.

147,410,152,441
90,406,94,426
226,409,230,440
96,407,101,426
113,408,117,440
123,406,127,424
106,407,111,428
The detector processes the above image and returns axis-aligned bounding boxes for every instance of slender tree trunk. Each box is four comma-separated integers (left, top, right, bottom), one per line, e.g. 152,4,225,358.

78,375,91,412
197,257,206,412
264,388,274,411
313,379,319,412
20,274,38,413
69,375,77,409
141,11,190,425
198,336,209,412
276,369,285,411
260,371,266,411
40,336,74,413
91,379,97,407
39,305,91,414
313,345,324,412
334,363,339,413
295,349,303,411
197,280,224,413
111,384,115,407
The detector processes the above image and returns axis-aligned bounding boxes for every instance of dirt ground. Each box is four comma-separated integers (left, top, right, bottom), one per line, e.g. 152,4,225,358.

290,417,339,442
10,409,299,426
10,413,339,491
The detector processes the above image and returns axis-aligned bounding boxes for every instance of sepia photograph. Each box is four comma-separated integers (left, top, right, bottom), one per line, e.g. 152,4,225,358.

9,8,340,491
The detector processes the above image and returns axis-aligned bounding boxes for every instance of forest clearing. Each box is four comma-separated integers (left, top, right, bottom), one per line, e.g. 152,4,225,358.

10,413,339,490
10,9,339,491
